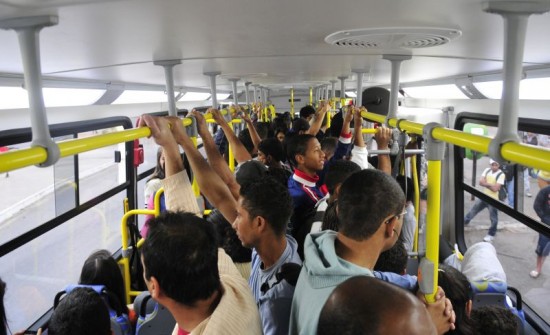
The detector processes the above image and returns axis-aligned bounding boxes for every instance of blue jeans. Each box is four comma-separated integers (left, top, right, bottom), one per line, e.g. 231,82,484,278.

464,198,499,236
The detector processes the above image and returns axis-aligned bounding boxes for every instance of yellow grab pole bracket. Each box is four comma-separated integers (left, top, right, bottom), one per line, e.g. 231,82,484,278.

418,123,445,303
119,187,164,303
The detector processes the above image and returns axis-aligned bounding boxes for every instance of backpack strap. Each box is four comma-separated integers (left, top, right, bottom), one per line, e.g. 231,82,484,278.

260,263,302,294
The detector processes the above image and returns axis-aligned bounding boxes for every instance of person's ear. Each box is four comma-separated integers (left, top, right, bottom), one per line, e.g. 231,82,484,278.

382,215,397,238
295,153,305,165
149,276,161,300
256,216,267,233
466,299,473,317
333,184,342,197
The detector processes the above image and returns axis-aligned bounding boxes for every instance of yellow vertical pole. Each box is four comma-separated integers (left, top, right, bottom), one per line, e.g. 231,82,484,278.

228,123,236,172
270,105,275,121
424,160,441,302
190,136,200,196
411,154,420,252
309,87,313,105
119,212,132,304
290,88,295,119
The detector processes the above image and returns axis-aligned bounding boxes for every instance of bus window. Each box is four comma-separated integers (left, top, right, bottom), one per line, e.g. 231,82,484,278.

0,191,125,331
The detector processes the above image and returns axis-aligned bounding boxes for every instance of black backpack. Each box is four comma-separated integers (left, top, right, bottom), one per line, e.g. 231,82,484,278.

496,171,508,201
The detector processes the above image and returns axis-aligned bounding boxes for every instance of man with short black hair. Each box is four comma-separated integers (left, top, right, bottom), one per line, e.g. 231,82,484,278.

48,287,112,335
299,105,316,122
290,169,455,335
235,178,301,335
318,276,437,335
139,114,262,335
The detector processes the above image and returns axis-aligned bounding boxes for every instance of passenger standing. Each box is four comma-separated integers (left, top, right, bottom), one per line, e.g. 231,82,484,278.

464,159,505,242
396,175,417,252
235,178,302,335
144,147,165,208
286,133,326,236
139,115,262,335
523,133,538,197
317,276,437,335
290,169,455,335
530,171,550,279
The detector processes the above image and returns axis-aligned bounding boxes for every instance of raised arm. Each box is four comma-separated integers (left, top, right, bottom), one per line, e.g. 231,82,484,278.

375,127,392,175
139,115,182,178
140,115,199,214
211,108,253,164
167,116,238,223
307,101,329,136
239,105,262,153
192,109,240,200
354,107,366,148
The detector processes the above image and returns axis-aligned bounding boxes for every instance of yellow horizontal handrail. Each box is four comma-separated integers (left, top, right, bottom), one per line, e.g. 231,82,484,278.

0,118,192,173
361,128,378,134
361,111,550,172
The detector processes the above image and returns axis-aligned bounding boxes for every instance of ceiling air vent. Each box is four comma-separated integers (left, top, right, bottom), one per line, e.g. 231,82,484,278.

325,27,461,49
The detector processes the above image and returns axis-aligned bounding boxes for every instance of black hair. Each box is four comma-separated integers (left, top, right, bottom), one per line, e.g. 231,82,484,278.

0,278,7,335
207,209,251,263
147,147,165,182
285,134,316,168
328,109,343,137
48,287,111,335
255,122,270,140
374,237,408,275
320,137,338,159
79,249,128,314
471,305,519,335
338,169,405,240
240,177,293,236
437,264,475,335
324,160,361,195
299,105,316,120
259,138,285,163
396,175,414,203
318,276,429,335
291,118,310,133
238,128,255,155
321,200,339,232
142,211,220,306
267,166,292,188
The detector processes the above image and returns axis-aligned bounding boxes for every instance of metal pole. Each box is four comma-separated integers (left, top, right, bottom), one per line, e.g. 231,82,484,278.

0,16,60,167
338,76,348,107
245,81,251,107
204,71,221,108
154,60,181,117
383,55,412,122
229,78,240,106
330,80,337,99
353,70,366,107
483,1,550,162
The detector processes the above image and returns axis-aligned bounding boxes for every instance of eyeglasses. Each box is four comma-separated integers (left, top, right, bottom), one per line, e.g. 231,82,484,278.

386,210,407,224
395,210,407,220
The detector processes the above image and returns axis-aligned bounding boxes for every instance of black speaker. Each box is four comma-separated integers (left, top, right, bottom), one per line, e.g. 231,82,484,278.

362,87,390,116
